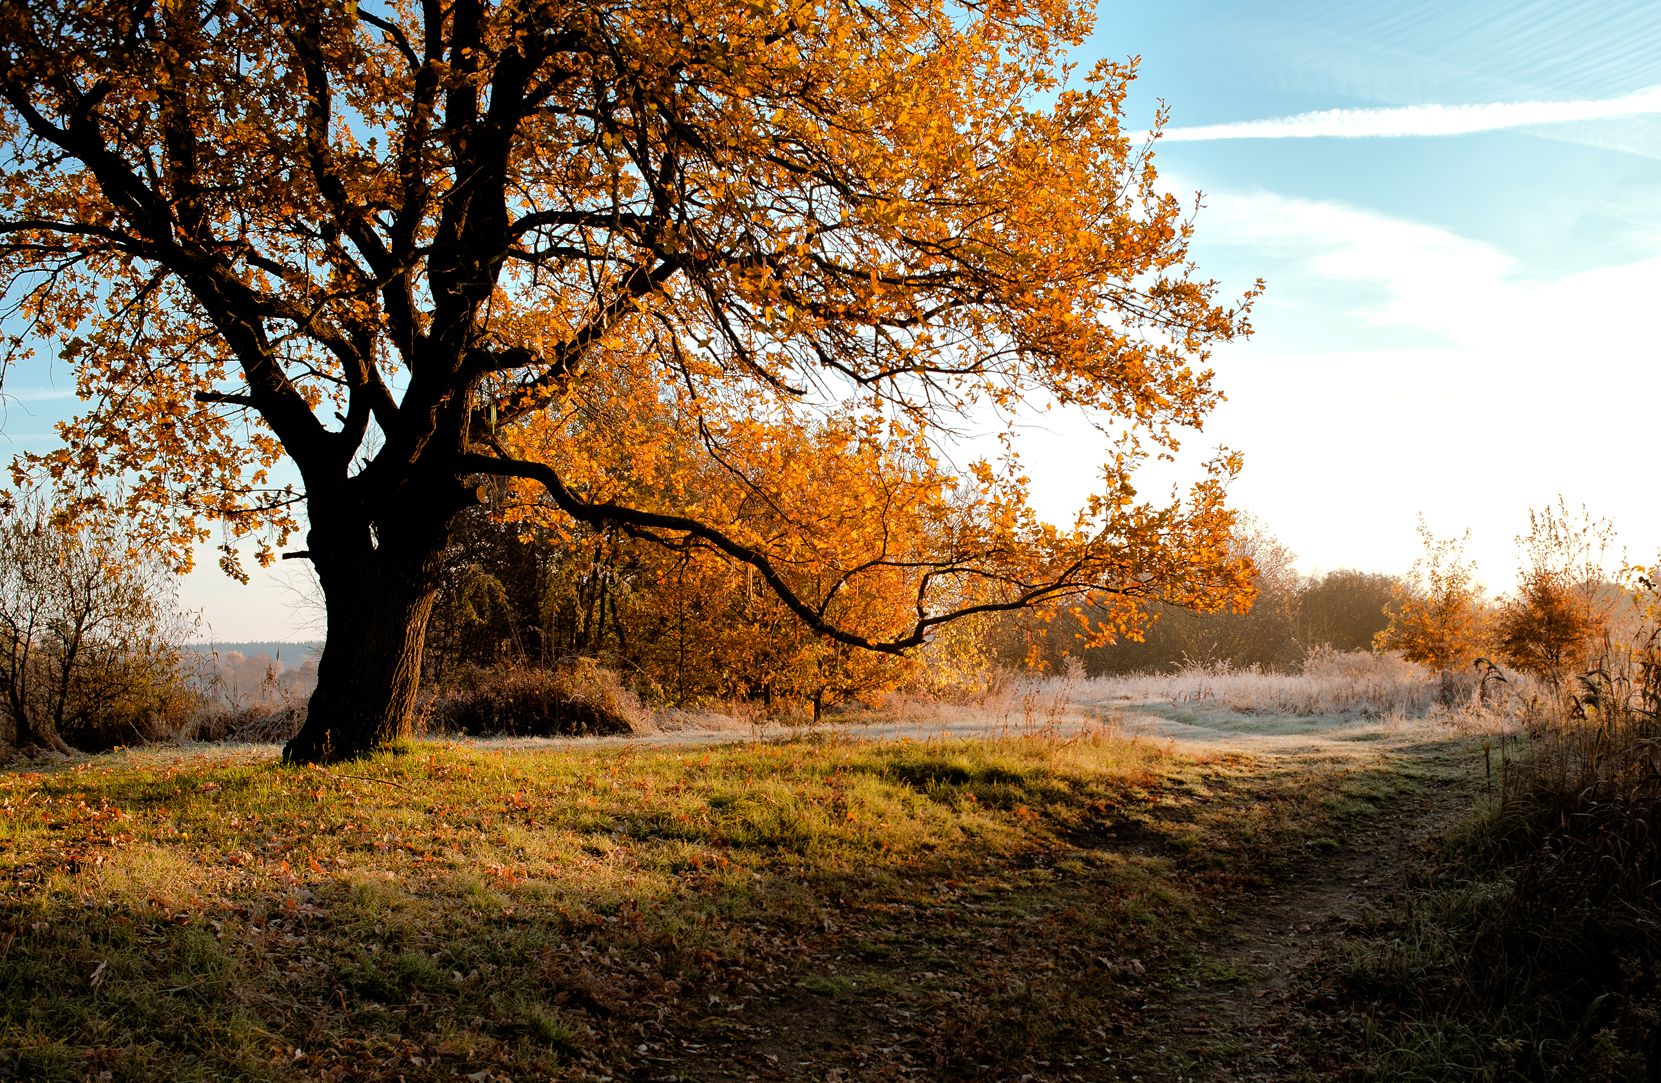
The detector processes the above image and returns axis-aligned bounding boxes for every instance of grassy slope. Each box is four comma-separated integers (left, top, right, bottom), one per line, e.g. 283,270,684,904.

2,730,1433,1081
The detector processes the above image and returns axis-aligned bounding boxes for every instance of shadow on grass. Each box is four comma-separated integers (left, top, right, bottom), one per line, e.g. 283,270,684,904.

0,734,1453,1081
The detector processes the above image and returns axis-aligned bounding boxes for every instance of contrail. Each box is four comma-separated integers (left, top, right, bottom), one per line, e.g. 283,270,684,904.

1162,85,1661,141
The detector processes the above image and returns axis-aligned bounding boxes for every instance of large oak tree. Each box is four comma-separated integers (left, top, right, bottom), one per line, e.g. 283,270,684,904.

0,0,1256,763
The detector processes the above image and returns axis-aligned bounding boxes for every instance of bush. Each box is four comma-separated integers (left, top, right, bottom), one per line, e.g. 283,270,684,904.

1340,633,1661,1080
1491,503,1616,690
1375,521,1490,679
0,490,201,754
187,703,307,744
422,659,647,737
1493,570,1604,688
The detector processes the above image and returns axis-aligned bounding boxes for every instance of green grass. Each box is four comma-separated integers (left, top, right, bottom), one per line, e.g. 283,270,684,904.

1,731,1418,1081
1299,728,1661,1083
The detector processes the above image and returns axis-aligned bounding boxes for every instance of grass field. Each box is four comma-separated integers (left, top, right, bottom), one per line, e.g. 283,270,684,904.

0,724,1439,1081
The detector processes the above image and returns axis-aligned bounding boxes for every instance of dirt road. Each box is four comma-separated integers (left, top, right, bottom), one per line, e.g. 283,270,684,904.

1091,702,1485,1081
575,694,1488,1082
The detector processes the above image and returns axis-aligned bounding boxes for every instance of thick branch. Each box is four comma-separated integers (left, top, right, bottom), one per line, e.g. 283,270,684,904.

459,450,1132,653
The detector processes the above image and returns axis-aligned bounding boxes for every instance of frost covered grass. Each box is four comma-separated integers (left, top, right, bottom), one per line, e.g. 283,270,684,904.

1080,649,1532,727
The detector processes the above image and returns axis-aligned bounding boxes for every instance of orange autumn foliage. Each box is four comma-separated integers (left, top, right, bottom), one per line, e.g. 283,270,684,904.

1493,502,1615,688
495,345,1250,705
1376,522,1490,676
1,0,1257,760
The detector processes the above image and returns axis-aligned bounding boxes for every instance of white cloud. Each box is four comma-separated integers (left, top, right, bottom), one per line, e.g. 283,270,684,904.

1191,187,1661,363
1018,184,1661,587
1193,189,1661,580
1162,85,1661,142
3,386,75,403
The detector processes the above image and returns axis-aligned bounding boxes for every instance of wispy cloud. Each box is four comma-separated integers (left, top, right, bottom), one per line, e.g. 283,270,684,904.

3,386,76,403
1188,184,1661,373
1163,85,1661,142
1173,185,1661,584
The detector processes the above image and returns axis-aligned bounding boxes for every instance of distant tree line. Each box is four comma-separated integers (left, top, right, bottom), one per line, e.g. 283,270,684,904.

421,500,1623,703
0,483,1628,753
1004,519,1400,675
1028,506,1622,695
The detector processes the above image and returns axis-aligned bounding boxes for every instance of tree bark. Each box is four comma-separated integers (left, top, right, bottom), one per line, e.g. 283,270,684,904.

2,642,73,758
282,510,450,765
9,698,74,758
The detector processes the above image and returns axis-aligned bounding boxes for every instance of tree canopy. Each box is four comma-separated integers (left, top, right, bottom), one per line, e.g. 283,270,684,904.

1,0,1257,761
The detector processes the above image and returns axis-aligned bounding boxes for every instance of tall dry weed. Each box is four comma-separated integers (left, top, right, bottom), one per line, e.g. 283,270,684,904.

1081,647,1514,721
1401,627,1661,1078
421,659,647,737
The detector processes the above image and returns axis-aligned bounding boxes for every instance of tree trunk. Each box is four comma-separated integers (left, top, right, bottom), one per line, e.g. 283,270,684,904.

2,646,73,757
283,515,449,765
11,702,73,757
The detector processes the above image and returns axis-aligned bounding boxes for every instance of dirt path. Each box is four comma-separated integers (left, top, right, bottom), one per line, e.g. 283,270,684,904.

1104,721,1484,1082
592,701,1489,1082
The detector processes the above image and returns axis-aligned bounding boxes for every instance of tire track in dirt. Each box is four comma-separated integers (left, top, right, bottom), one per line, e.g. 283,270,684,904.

580,702,1489,1083
1106,729,1483,1082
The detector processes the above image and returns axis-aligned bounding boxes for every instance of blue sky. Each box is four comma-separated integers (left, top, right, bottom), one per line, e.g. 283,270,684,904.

7,1,1661,638
1011,0,1661,594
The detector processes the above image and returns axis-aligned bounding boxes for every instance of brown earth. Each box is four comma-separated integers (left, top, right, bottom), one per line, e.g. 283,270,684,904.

1108,735,1481,1082
627,705,1489,1082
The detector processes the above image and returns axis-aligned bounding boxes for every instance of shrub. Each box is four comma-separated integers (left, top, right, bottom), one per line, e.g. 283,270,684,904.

0,490,201,754
1375,521,1490,701
422,659,646,737
1492,502,1616,690
1344,628,1661,1079
187,703,307,744
1493,570,1604,688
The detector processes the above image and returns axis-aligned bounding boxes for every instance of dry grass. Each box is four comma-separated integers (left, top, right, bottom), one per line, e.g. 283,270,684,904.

421,659,649,738
1302,636,1661,1081
0,725,1418,1081
1080,649,1534,729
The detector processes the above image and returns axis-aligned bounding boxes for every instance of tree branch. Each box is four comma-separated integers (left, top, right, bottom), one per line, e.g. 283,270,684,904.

457,449,1135,654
